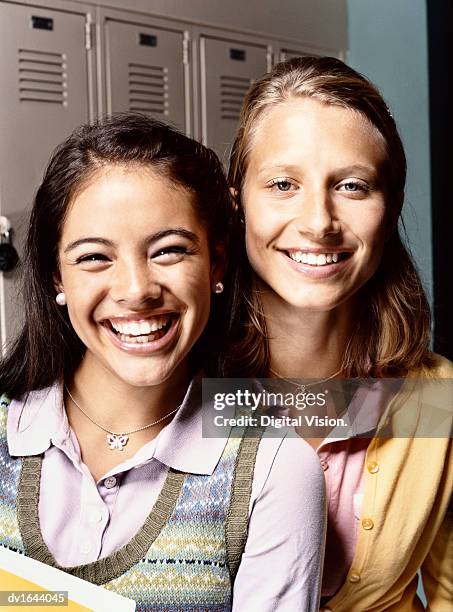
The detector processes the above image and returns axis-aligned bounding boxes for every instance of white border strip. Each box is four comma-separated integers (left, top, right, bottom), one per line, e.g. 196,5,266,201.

0,547,135,611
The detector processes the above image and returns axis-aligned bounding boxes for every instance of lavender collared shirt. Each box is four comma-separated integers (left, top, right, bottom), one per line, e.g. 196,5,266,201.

7,380,326,611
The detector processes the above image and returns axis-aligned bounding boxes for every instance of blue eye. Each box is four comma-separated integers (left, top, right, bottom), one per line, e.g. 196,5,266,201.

338,180,369,193
268,178,296,193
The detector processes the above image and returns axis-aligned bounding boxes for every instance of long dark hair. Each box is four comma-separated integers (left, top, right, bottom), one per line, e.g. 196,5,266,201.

1,114,234,397
224,56,432,377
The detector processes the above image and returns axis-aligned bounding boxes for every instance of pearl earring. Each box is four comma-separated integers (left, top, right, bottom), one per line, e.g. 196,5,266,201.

214,282,224,294
55,292,67,306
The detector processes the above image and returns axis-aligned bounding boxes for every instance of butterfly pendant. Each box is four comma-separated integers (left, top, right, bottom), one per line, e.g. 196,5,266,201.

107,434,129,450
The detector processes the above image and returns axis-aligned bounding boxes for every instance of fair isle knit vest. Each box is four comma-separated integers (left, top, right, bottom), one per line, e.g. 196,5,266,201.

0,395,263,611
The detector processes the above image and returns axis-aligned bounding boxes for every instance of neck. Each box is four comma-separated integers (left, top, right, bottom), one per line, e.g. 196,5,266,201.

67,355,190,432
262,291,354,379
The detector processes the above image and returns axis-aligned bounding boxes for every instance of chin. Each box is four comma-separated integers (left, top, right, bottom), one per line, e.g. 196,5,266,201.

109,363,172,389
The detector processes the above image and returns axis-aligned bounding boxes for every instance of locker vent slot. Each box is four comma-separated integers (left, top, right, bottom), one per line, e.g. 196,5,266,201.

128,63,168,115
220,75,251,120
18,49,66,105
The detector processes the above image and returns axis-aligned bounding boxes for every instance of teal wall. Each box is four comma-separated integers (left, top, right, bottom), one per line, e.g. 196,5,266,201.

347,0,432,304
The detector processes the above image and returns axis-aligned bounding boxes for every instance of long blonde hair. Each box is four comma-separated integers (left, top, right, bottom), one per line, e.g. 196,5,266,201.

223,56,432,378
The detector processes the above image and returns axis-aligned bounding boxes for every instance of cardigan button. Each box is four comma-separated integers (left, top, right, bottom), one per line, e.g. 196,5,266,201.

367,461,379,473
362,518,374,530
348,570,361,583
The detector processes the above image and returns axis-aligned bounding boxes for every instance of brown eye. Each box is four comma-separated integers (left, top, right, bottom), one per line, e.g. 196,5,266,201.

151,246,191,264
76,253,109,264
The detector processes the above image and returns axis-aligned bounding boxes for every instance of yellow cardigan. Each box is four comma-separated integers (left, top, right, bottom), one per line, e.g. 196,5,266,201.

322,354,453,612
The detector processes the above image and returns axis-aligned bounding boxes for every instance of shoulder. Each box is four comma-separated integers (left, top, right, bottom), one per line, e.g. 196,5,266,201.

385,353,453,437
410,352,453,378
252,434,325,507
427,352,453,377
233,434,325,611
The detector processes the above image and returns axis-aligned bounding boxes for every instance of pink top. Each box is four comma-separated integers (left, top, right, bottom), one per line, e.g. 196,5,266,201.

315,381,389,598
7,378,326,611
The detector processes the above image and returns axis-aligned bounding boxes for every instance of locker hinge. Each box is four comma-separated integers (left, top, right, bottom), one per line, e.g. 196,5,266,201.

266,48,273,71
85,20,93,51
183,33,190,65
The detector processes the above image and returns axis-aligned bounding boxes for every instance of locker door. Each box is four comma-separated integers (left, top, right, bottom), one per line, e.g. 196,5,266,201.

105,19,186,132
0,2,91,347
200,37,268,162
280,49,314,62
279,48,333,63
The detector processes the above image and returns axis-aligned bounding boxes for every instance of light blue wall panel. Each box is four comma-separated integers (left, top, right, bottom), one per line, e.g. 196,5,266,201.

347,0,432,303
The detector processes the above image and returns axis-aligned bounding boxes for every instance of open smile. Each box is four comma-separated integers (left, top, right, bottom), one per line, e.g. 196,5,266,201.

101,313,179,353
280,249,353,278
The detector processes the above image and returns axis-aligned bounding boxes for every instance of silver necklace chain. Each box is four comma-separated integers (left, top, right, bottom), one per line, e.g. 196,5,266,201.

268,367,343,393
65,386,181,451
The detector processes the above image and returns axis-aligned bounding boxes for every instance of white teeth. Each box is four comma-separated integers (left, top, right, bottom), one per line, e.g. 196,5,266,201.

111,315,170,336
130,322,140,336
288,251,343,266
118,332,160,344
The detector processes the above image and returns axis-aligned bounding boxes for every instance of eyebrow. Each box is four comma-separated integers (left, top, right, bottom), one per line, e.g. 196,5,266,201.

332,164,379,177
257,163,378,177
257,164,301,177
63,228,200,254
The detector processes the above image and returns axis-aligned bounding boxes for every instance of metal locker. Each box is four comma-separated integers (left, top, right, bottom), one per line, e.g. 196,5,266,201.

279,49,314,62
278,46,340,63
0,1,92,348
200,36,268,162
104,18,187,133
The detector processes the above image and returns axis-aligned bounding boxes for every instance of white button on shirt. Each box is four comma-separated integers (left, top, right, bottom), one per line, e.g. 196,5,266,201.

7,377,326,611
88,509,103,525
103,476,117,489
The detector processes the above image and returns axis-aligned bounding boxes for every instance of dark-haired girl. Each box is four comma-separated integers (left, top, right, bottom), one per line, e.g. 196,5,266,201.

0,115,325,610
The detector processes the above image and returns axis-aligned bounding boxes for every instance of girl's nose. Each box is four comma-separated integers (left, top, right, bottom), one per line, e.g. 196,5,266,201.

110,259,162,306
295,188,340,239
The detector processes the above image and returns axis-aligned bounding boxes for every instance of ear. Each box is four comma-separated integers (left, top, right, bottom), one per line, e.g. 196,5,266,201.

210,243,227,286
230,187,239,212
53,271,64,294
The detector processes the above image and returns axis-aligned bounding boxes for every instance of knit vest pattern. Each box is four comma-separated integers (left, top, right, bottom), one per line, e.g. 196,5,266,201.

0,395,262,611
0,396,23,556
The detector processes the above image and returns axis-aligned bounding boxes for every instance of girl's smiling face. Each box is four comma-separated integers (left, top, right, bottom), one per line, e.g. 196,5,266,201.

57,164,218,388
242,96,388,313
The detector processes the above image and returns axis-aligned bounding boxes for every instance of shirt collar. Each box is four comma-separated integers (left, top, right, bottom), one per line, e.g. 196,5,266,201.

7,384,70,456
153,375,229,475
7,375,228,476
318,379,397,446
